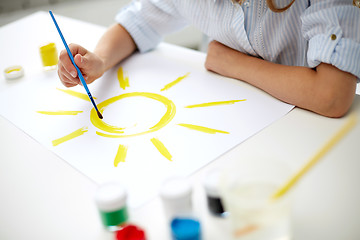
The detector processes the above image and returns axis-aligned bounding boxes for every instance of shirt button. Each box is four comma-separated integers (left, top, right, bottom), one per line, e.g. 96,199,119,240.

331,34,337,41
354,0,360,8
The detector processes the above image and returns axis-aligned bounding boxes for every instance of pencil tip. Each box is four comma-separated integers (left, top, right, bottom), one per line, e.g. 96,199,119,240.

97,111,103,119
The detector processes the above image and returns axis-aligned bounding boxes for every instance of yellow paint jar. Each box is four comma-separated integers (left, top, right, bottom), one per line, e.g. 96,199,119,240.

39,42,58,70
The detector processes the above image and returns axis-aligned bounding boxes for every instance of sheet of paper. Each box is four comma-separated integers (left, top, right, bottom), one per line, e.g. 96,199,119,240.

0,51,294,208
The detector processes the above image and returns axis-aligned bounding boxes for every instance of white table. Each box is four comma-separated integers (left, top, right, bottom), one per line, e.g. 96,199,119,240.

1,12,359,240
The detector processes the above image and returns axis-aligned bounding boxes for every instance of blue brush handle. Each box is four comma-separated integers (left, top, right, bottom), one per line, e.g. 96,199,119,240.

49,11,100,113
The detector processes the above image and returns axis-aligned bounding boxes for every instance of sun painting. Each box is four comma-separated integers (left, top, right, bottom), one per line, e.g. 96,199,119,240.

37,66,246,167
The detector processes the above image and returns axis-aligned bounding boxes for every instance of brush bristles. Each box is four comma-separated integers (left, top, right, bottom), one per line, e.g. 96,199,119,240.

97,111,103,119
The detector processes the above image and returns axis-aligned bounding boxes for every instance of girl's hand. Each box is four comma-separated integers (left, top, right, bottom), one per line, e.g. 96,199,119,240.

57,43,105,87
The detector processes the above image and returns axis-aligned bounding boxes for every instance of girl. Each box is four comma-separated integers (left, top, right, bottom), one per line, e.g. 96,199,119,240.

57,0,360,117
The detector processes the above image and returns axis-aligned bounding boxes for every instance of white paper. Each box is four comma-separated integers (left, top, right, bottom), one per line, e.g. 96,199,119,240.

0,51,294,208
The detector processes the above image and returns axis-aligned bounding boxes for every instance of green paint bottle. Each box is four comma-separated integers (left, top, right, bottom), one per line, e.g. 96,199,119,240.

95,182,129,231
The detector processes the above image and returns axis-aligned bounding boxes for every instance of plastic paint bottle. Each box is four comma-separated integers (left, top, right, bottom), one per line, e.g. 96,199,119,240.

171,217,201,240
159,176,202,240
115,224,146,240
159,176,193,220
203,170,226,217
39,42,58,70
95,182,129,231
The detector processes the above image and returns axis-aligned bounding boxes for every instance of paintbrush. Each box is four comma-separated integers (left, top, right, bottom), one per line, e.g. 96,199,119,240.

232,114,358,238
271,113,357,200
49,10,103,119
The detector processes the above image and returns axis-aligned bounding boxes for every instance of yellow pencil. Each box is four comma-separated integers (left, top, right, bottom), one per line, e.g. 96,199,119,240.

271,113,358,200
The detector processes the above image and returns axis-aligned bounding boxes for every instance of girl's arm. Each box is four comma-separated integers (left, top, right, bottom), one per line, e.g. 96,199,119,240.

205,41,357,118
94,23,137,72
58,24,136,87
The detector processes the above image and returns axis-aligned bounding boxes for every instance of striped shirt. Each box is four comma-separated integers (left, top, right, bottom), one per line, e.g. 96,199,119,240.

116,0,360,79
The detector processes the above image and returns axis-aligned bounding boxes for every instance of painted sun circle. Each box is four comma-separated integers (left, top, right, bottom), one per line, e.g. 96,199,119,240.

90,92,176,138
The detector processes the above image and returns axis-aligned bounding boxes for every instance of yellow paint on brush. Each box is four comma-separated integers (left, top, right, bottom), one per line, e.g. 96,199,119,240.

161,72,190,91
114,144,128,167
185,99,246,108
117,67,130,90
91,92,176,138
178,123,229,134
37,110,83,115
151,137,172,161
57,88,96,102
52,127,88,146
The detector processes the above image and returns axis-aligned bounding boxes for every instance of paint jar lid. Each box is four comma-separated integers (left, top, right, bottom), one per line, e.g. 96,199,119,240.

95,182,127,212
39,42,57,52
4,65,24,80
203,170,221,198
159,176,192,200
115,224,146,240
171,217,201,240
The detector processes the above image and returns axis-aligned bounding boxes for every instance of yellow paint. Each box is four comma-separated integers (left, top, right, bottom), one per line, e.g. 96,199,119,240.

91,92,176,138
5,67,22,73
178,123,229,134
37,110,83,115
57,88,96,102
185,99,246,108
39,42,58,67
52,127,88,146
96,131,123,138
114,144,128,167
117,67,130,90
151,137,172,161
161,72,190,91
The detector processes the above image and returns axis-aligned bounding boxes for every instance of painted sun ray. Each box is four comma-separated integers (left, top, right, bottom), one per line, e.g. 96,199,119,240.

37,110,83,115
177,123,229,134
185,99,246,108
56,88,96,102
117,67,130,90
161,72,190,91
150,137,173,161
52,127,88,146
114,144,128,167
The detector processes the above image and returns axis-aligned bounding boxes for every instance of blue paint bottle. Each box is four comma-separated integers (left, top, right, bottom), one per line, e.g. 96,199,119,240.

171,217,201,240
159,176,202,240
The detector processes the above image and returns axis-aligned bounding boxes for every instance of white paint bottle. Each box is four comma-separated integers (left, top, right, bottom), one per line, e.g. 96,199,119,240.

159,176,193,221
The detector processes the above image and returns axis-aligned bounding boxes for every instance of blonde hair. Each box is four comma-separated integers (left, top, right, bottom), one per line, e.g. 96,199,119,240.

235,0,296,12
354,0,360,8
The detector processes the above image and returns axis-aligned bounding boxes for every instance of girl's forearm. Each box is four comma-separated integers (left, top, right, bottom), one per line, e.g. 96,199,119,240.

205,41,357,117
94,24,137,72
235,55,356,117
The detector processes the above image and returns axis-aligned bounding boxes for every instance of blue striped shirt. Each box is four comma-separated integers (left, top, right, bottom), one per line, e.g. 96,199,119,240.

116,0,360,79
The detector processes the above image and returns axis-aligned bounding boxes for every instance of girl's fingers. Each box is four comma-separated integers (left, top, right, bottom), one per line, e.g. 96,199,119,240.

58,63,80,87
69,43,88,56
61,74,78,87
59,49,77,78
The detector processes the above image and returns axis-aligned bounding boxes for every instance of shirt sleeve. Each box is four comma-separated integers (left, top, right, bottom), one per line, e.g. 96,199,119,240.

115,0,188,53
301,1,360,80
